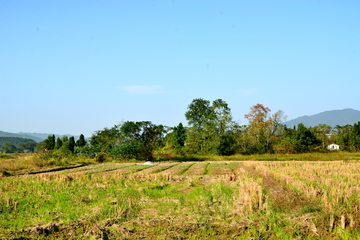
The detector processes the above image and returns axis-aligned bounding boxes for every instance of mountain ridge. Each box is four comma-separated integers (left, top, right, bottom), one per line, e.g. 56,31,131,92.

284,108,360,128
0,131,80,143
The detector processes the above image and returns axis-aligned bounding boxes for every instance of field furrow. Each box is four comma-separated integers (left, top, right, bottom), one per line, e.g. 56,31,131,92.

136,162,177,174
155,162,194,175
206,162,234,175
183,162,207,175
2,160,360,239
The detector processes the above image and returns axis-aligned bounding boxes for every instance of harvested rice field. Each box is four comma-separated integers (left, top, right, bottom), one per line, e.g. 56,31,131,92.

1,160,360,239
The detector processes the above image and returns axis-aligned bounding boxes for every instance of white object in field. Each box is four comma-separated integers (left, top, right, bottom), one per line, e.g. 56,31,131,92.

327,144,340,150
143,161,156,166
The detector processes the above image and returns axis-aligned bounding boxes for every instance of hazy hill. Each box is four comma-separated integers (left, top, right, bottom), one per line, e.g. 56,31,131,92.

0,131,43,143
0,131,80,143
284,109,360,128
0,137,37,148
18,132,80,142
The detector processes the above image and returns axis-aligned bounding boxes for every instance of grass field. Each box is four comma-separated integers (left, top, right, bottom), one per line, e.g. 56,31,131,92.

1,153,360,239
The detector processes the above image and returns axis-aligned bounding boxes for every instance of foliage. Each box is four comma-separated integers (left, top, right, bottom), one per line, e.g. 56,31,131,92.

170,122,186,148
54,137,63,150
1,142,17,153
76,134,86,147
14,98,360,158
68,136,76,153
0,137,37,152
17,142,36,152
88,121,167,161
35,134,55,152
217,134,236,156
110,141,143,160
184,98,234,154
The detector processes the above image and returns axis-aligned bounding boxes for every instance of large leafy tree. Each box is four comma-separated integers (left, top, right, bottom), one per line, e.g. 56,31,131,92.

294,123,320,152
25,141,36,152
119,121,167,160
17,141,36,152
88,121,167,161
244,104,272,153
245,104,287,153
245,104,271,142
314,124,332,150
185,98,234,154
212,99,233,135
89,127,119,154
185,98,212,131
2,142,17,153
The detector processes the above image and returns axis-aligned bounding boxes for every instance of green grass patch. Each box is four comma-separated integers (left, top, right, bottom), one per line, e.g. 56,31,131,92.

203,163,210,175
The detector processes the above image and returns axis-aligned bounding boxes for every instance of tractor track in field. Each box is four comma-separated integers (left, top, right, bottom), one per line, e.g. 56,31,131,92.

238,164,317,212
3,164,89,178
178,163,195,175
150,163,178,174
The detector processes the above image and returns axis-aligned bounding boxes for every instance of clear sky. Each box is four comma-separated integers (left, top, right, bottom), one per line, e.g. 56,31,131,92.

1,0,359,137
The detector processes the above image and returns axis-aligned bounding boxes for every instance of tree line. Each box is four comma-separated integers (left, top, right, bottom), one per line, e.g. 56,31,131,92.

26,98,360,161
81,98,360,161
35,134,87,154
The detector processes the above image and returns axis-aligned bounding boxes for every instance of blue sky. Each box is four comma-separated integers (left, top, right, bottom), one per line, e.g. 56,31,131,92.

1,0,359,137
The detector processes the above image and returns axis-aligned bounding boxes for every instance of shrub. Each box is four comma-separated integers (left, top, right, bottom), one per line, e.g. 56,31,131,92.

96,153,106,163
110,141,143,160
217,135,236,156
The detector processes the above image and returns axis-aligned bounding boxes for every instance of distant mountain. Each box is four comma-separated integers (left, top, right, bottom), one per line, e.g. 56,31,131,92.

0,131,43,143
0,131,80,143
284,109,360,128
17,132,80,142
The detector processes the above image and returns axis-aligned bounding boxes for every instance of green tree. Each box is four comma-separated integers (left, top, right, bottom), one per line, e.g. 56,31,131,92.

45,134,55,150
76,134,86,147
171,123,186,147
69,136,76,153
61,135,69,143
185,98,234,154
89,126,119,154
294,123,320,152
58,141,72,155
35,141,48,152
315,124,332,150
35,134,55,152
24,141,36,152
2,142,17,153
88,121,166,161
116,121,166,160
185,98,212,131
217,134,236,156
212,99,233,135
17,143,26,152
55,137,63,150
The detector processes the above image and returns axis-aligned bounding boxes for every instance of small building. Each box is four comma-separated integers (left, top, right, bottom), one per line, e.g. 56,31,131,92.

327,144,340,150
